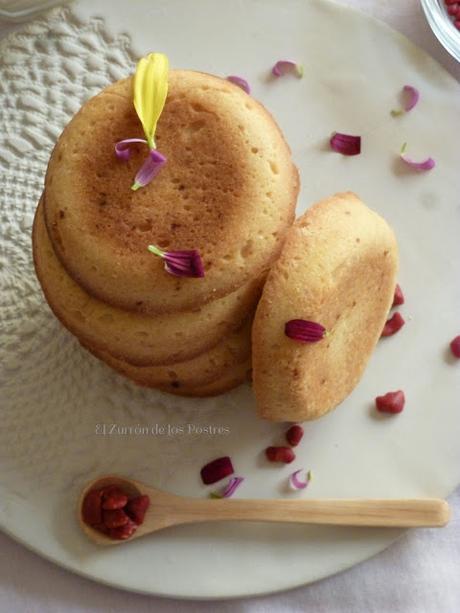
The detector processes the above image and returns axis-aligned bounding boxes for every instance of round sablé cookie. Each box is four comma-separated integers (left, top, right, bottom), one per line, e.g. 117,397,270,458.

33,197,263,366
81,316,252,395
160,359,252,398
44,70,298,314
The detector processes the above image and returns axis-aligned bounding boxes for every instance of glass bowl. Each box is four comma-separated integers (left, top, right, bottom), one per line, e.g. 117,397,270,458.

421,0,460,62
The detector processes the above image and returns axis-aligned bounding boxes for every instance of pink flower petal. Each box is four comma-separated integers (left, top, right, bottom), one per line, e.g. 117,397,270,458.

402,85,420,112
400,143,435,171
210,477,244,498
114,138,148,161
226,75,251,94
330,132,361,156
400,154,435,171
272,60,303,78
289,469,312,490
391,85,420,116
131,149,167,190
285,319,326,343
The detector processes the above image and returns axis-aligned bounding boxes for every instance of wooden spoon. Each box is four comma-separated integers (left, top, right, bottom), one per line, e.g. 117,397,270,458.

78,475,450,546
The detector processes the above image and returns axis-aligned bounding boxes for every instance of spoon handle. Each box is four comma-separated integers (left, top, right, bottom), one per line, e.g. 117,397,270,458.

162,498,449,528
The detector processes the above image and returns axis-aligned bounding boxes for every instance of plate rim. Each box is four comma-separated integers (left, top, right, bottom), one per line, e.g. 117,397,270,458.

0,514,406,599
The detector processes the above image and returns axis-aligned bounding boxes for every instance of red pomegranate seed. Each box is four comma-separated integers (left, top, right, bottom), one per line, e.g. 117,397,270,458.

375,390,405,414
103,509,130,529
200,456,234,484
285,424,304,447
392,284,405,307
445,0,457,5
126,495,150,525
102,486,129,510
109,518,138,540
381,312,405,337
265,446,296,463
82,488,104,526
450,335,460,358
455,19,460,29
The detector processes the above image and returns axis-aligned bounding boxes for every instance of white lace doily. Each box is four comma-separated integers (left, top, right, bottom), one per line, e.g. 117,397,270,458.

0,5,256,498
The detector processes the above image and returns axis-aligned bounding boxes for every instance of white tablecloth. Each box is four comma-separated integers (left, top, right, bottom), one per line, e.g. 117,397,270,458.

1,1,459,611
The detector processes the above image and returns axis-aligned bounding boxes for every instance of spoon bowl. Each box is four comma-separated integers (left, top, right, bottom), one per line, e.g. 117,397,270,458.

79,475,145,545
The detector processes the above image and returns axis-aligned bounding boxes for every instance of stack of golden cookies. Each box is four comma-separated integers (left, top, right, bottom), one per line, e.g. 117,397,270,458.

33,69,299,397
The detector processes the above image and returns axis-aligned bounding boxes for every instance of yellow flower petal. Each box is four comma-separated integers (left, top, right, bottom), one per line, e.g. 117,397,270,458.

133,52,169,149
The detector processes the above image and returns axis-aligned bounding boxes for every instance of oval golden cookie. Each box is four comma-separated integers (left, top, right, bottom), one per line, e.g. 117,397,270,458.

252,192,398,422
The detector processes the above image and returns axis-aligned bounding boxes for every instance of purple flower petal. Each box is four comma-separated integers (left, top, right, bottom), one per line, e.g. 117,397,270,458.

402,85,419,112
114,138,148,161
131,149,167,190
164,249,205,278
226,75,251,94
391,85,420,116
210,477,245,499
285,319,326,343
147,244,205,278
400,154,435,171
400,143,435,171
330,132,361,156
272,60,303,78
289,469,312,491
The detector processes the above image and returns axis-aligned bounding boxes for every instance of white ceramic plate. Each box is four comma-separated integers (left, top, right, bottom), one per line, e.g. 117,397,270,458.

1,0,459,600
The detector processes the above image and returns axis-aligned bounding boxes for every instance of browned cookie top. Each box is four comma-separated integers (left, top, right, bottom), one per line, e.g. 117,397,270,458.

44,70,298,314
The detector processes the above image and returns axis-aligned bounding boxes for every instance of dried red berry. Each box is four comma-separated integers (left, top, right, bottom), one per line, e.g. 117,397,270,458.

109,518,138,540
82,488,104,526
102,486,129,510
381,312,405,337
93,523,110,536
450,335,460,358
265,446,296,463
375,390,405,414
285,424,304,447
392,284,404,307
200,456,234,485
102,509,130,529
83,484,145,540
126,495,150,525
